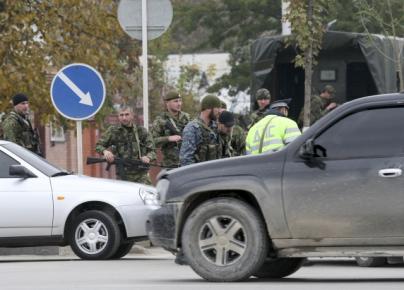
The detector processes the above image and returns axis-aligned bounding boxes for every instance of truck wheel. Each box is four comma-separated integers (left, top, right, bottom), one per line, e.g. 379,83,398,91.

355,257,387,267
69,210,121,260
253,258,305,278
109,241,135,259
182,198,268,282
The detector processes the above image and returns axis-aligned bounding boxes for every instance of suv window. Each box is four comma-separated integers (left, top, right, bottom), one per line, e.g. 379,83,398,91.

315,107,404,159
0,150,19,178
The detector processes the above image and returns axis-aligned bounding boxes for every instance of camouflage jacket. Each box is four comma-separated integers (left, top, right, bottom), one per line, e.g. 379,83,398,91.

218,125,246,158
310,94,330,124
151,111,190,167
230,124,246,156
179,117,220,166
248,106,270,129
95,124,156,177
2,110,40,154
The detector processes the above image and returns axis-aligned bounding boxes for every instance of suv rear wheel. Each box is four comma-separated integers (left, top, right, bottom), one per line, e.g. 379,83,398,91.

253,258,305,278
181,198,268,282
69,210,121,260
355,257,387,267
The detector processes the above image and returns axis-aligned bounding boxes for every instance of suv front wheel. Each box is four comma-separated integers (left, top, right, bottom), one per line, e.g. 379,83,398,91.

181,197,268,282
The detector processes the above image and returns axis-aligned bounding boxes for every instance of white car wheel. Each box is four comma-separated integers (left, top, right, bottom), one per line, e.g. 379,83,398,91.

69,210,121,260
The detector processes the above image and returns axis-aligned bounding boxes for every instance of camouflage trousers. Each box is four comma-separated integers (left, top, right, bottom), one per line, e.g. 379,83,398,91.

117,170,151,185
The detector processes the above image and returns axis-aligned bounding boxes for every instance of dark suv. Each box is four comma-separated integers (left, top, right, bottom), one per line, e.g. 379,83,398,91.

148,93,404,281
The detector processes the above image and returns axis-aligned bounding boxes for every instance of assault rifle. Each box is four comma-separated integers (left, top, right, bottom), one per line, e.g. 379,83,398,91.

86,156,177,172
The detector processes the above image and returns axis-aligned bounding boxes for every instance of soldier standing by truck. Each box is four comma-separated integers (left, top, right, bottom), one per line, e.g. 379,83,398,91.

151,91,190,168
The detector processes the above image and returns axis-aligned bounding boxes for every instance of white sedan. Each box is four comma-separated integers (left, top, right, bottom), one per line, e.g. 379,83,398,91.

0,140,159,260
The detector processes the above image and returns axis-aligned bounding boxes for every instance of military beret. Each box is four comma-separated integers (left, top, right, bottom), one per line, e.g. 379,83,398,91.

164,91,181,101
270,98,292,110
256,88,271,100
201,95,221,110
220,100,227,110
12,93,29,106
218,111,235,128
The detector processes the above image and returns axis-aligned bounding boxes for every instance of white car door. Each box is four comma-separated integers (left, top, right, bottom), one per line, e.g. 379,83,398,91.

0,149,53,237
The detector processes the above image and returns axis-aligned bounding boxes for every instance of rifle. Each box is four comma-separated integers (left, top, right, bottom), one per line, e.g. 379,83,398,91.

86,157,177,171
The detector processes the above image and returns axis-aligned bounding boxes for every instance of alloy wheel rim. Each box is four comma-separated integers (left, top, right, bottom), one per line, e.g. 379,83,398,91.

198,215,247,266
75,218,109,255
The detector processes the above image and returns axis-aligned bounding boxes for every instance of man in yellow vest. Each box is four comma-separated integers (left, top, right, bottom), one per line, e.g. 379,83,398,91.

246,99,301,155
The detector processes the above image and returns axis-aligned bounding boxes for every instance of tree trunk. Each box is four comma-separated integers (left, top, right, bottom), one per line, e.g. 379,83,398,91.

303,0,314,130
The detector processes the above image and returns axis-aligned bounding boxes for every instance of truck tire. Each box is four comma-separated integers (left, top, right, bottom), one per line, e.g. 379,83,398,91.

181,197,268,282
355,257,387,267
253,258,305,278
69,210,121,260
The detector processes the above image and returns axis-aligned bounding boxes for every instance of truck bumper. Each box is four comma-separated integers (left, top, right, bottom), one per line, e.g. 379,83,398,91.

146,202,183,252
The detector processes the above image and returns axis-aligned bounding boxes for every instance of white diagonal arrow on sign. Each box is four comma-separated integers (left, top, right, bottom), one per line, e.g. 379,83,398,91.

57,72,93,106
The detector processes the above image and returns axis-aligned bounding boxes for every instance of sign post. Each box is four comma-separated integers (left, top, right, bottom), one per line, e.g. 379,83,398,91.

50,63,106,174
141,0,149,129
118,0,173,129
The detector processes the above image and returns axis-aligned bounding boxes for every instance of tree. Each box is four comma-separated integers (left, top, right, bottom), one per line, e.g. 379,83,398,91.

0,0,141,125
284,0,332,128
170,0,281,99
353,0,404,91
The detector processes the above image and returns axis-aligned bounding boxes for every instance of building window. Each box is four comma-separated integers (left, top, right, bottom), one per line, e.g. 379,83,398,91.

50,122,65,143
320,69,337,81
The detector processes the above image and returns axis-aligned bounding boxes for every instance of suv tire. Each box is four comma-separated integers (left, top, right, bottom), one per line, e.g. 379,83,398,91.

355,257,387,267
253,258,305,278
69,210,121,260
182,198,268,282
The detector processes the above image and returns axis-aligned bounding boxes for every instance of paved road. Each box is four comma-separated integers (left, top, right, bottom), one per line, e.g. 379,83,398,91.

0,252,403,290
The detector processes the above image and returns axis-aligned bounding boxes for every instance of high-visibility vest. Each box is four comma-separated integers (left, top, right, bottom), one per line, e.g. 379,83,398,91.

245,115,301,155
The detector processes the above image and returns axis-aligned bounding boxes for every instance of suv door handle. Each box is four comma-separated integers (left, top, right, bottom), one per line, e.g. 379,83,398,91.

378,168,402,178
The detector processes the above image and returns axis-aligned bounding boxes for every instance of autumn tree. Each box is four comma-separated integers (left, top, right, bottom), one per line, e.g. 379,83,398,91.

353,0,404,91
284,0,332,128
0,0,141,125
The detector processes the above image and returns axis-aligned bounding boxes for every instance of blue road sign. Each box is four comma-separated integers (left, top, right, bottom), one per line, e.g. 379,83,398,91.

50,63,106,120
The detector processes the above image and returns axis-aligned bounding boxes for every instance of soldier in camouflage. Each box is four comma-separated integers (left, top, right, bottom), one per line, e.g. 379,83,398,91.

2,93,41,155
95,105,156,185
219,101,246,156
179,95,221,166
248,88,271,128
299,85,337,126
217,111,235,158
151,91,190,168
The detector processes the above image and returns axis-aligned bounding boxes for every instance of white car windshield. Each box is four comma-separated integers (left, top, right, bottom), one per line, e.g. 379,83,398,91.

2,143,70,177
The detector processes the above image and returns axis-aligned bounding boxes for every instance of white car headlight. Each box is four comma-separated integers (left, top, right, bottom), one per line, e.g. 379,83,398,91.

139,188,160,206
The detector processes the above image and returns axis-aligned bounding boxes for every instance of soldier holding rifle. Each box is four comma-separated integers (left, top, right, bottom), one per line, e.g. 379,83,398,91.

151,91,190,168
95,105,156,184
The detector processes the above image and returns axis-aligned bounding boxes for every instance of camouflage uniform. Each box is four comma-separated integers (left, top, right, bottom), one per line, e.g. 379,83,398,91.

310,94,331,124
2,110,40,155
95,124,156,184
298,95,330,126
179,118,220,166
151,111,190,167
230,124,246,156
248,105,271,129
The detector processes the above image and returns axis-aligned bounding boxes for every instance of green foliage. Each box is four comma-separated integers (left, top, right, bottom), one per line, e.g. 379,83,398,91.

353,0,404,36
170,0,281,95
285,0,332,67
0,0,141,126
